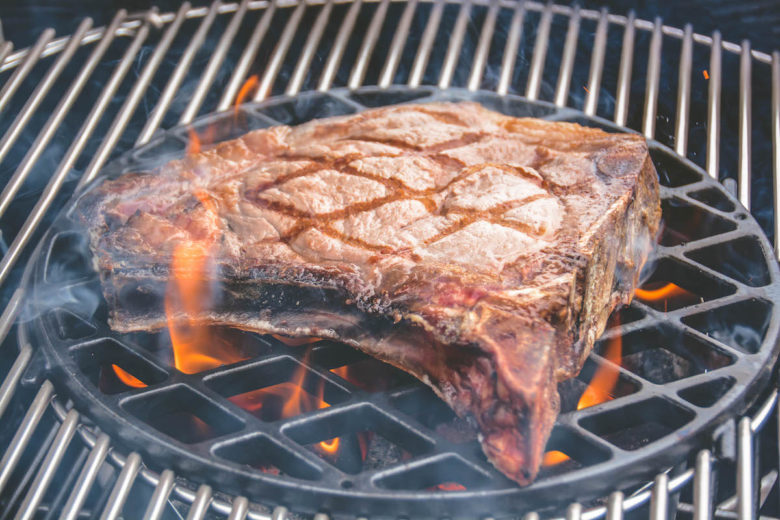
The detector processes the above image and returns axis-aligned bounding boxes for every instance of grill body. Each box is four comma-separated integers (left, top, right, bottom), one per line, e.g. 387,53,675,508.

0,1,779,519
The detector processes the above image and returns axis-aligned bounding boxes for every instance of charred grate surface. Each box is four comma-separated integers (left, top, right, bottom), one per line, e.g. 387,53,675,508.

17,88,780,518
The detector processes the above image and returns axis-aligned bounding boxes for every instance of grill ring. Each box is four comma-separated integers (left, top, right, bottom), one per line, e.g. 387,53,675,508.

18,87,780,519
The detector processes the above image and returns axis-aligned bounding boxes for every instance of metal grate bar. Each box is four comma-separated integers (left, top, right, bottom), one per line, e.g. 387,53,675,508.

675,24,693,156
99,452,142,520
773,50,780,259
408,0,444,88
496,2,524,96
706,31,722,180
438,0,471,88
0,381,53,496
256,0,306,100
379,0,418,88
227,496,249,520
738,39,752,210
348,0,390,90
0,344,31,420
185,484,213,520
318,0,362,91
553,5,579,107
0,289,24,343
60,433,110,520
606,491,624,520
0,18,92,168
0,29,54,115
181,0,250,123
136,2,216,146
218,3,276,110
642,18,662,138
694,450,713,520
650,473,669,520
467,0,498,91
142,469,176,520
566,503,582,520
584,8,608,116
81,9,185,188
613,10,635,126
288,0,335,95
526,2,553,100
736,417,755,519
0,10,127,288
15,409,79,520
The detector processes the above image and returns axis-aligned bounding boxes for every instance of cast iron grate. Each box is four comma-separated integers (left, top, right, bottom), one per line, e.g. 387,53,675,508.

17,87,780,518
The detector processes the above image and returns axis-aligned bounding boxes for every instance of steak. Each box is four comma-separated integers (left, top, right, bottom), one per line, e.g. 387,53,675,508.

77,102,661,485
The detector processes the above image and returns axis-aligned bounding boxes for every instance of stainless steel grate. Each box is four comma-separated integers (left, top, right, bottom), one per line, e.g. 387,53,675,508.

0,1,779,518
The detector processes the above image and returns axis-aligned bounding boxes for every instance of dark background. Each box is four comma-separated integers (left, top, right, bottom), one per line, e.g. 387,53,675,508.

1,0,779,54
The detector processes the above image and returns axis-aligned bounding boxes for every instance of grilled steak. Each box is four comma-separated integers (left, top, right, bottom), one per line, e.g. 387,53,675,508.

77,102,661,485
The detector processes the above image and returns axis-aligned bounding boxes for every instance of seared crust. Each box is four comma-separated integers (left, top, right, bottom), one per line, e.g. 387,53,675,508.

77,102,661,485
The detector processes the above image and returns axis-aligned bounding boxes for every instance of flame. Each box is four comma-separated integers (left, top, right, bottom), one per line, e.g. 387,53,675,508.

111,364,147,388
428,482,467,491
635,283,690,302
187,128,201,155
543,450,570,466
319,437,340,454
577,330,622,410
703,70,709,79
234,75,259,116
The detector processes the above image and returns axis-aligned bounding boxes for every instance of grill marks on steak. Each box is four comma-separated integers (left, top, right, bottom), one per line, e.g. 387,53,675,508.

78,102,660,485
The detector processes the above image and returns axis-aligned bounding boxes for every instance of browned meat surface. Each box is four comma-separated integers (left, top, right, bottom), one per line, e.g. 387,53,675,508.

77,102,661,485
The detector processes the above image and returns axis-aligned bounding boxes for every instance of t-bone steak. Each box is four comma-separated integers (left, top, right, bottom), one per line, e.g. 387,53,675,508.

77,102,661,485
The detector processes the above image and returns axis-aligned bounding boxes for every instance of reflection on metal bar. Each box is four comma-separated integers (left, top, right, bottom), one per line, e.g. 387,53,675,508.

566,503,582,520
0,18,91,167
143,469,176,520
606,491,624,520
318,0,362,91
738,40,752,210
526,2,553,100
554,5,580,106
675,24,693,156
0,28,55,115
181,0,250,123
650,473,669,520
227,496,249,520
736,417,754,520
0,344,31,420
61,434,111,520
408,0,444,88
614,10,635,125
0,42,14,74
80,8,185,188
379,0,418,88
288,0,335,95
100,452,142,520
496,2,525,96
271,506,288,520
0,11,127,287
0,289,24,345
694,450,713,520
136,2,217,145
348,0,390,89
0,381,53,495
643,18,662,138
256,0,307,100
186,484,213,520
706,31,722,180
467,0,499,91
15,409,80,520
584,8,608,116
218,4,276,110
439,0,471,88
773,51,780,259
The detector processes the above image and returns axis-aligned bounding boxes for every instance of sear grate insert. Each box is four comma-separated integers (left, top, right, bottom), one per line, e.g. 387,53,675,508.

17,87,780,518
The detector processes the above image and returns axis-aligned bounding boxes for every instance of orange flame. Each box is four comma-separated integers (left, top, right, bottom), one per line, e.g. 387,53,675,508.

543,450,570,466
577,331,622,410
234,75,259,116
635,283,690,302
187,128,201,155
428,482,467,491
111,364,147,388
319,437,340,454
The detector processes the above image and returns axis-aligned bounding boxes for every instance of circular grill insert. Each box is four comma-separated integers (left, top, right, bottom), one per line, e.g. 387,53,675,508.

18,87,780,518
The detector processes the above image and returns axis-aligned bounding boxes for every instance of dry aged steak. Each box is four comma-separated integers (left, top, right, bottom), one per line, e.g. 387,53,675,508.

77,102,660,485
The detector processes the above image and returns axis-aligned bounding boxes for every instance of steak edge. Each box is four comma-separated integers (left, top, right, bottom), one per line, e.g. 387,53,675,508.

77,102,661,485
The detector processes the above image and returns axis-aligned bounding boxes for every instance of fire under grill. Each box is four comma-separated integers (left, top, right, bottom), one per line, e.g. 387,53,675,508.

1,1,780,519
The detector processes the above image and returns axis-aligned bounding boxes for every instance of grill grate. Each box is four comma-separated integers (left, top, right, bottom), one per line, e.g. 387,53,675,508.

0,1,779,519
